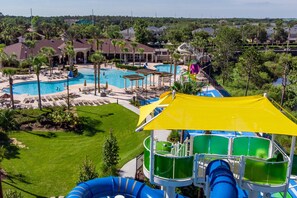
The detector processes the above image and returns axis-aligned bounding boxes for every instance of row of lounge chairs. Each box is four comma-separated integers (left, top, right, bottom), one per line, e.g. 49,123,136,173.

23,93,80,104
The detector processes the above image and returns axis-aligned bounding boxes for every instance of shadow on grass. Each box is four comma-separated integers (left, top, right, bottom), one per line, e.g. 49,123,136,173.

80,117,104,136
24,131,57,139
76,108,115,118
0,132,20,159
3,180,46,198
6,173,32,185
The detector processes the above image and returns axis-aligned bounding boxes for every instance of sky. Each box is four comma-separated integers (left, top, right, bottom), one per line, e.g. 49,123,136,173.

0,0,297,18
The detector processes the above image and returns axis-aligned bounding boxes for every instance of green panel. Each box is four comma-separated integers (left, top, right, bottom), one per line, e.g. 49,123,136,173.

143,137,150,170
244,158,288,185
154,155,174,178
233,137,270,159
193,135,229,155
144,148,150,170
144,137,150,149
156,141,172,155
174,156,194,179
209,136,229,155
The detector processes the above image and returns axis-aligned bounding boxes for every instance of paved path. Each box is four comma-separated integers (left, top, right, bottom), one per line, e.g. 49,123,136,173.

118,100,170,178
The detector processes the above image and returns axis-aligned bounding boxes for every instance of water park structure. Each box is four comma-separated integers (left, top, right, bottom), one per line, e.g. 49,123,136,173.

67,92,297,198
135,92,297,198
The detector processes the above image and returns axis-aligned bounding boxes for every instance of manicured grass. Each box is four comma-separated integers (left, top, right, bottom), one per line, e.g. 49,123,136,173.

2,104,149,197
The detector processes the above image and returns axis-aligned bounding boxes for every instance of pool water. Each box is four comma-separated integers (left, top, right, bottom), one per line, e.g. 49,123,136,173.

154,64,181,74
7,68,137,95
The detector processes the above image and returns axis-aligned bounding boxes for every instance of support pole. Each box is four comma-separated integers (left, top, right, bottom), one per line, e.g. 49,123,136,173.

284,136,296,198
149,130,155,183
163,186,175,198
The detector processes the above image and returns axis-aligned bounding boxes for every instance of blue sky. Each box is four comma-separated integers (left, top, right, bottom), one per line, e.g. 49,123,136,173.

0,0,296,18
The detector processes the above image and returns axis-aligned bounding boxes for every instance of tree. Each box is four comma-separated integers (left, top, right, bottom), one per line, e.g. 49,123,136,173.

134,19,153,44
137,48,144,66
0,109,18,132
40,47,56,76
131,41,138,66
277,53,297,105
213,26,242,85
77,156,98,184
24,40,36,57
32,54,47,110
111,39,118,59
123,47,129,64
237,47,262,96
89,51,106,94
102,130,120,175
2,68,17,109
117,40,126,63
85,25,102,51
65,42,75,70
172,52,181,82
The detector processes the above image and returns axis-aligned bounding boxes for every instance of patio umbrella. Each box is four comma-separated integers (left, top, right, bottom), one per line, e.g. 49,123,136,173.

106,81,108,89
84,80,87,87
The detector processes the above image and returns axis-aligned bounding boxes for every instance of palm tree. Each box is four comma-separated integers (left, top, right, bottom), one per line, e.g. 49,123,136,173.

111,39,118,59
123,47,129,64
40,47,56,76
32,54,47,110
24,40,36,57
117,40,126,63
2,68,17,109
137,48,144,66
89,51,106,94
65,42,75,71
131,42,138,66
172,52,181,83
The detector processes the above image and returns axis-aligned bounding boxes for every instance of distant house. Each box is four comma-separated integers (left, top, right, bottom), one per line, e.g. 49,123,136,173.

192,27,215,36
120,26,167,41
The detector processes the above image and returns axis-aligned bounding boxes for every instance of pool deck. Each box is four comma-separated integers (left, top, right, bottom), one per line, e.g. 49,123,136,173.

0,63,214,109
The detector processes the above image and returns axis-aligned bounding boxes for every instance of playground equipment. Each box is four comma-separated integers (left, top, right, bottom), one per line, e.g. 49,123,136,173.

136,92,297,198
67,176,184,198
190,63,200,74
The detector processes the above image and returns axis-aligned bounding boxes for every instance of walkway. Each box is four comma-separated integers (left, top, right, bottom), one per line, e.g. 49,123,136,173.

118,99,170,178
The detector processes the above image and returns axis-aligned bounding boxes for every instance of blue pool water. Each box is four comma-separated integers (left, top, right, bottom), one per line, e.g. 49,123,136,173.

6,68,138,95
154,64,181,74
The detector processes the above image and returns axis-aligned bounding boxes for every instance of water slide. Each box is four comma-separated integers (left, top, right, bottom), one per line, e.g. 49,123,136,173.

205,160,238,198
67,176,184,198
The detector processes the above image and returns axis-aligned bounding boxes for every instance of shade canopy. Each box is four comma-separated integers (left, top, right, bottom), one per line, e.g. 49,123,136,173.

137,93,297,136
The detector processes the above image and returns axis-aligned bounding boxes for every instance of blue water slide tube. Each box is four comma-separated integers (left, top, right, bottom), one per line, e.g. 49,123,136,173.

67,176,184,198
206,160,238,198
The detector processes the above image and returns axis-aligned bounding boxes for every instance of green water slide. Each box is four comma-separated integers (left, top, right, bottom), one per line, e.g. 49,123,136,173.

233,137,270,158
143,137,193,179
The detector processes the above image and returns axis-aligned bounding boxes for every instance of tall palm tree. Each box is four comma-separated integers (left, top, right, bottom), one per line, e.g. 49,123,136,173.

65,42,75,71
40,47,56,76
172,52,181,83
137,48,144,66
32,54,47,110
2,68,17,109
89,51,106,94
117,40,126,63
131,42,138,66
111,39,118,59
123,47,129,64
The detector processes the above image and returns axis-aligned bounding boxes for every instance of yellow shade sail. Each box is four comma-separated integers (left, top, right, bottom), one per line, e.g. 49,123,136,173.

138,93,297,136
137,95,168,126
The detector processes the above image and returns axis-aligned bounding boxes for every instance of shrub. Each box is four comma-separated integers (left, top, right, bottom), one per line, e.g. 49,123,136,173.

77,156,99,184
115,63,144,71
4,190,24,198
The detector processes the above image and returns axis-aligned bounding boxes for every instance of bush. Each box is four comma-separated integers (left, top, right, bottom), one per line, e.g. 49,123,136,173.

77,156,99,184
102,130,120,175
4,190,24,198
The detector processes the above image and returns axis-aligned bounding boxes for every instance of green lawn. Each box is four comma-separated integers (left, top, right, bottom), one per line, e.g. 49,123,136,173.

2,104,149,197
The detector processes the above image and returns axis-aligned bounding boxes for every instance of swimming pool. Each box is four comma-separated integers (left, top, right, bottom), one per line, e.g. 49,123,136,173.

5,68,139,95
154,64,181,74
